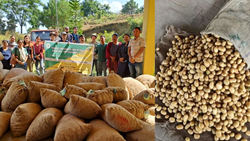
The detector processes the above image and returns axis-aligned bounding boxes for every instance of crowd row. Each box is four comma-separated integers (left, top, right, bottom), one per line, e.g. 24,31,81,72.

0,26,146,78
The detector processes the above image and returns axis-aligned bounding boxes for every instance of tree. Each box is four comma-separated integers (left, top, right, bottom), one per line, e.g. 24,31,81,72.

81,0,110,17
69,0,83,26
121,0,139,15
2,0,43,34
0,12,6,34
40,0,70,30
6,13,17,32
136,5,144,14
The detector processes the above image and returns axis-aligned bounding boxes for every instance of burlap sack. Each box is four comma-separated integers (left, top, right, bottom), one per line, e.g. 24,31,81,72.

3,68,26,82
148,106,155,116
143,115,155,126
1,81,28,113
125,121,155,141
10,103,42,137
64,95,101,119
40,88,67,109
105,87,129,103
0,112,11,138
26,108,63,141
123,77,147,99
87,90,113,106
0,69,9,83
63,70,84,88
0,88,6,111
0,131,54,141
63,84,87,99
0,52,4,61
132,88,155,105
0,62,2,70
86,119,126,141
117,100,148,119
54,114,92,141
27,81,57,103
107,71,125,89
82,76,92,82
91,76,107,87
3,71,43,88
43,69,65,91
75,82,105,91
201,0,250,69
136,74,155,88
100,103,142,132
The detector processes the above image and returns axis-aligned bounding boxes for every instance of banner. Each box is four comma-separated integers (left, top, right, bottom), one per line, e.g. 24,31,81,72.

44,41,94,75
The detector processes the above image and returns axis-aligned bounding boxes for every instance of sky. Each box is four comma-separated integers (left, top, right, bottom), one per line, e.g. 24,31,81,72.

12,0,144,34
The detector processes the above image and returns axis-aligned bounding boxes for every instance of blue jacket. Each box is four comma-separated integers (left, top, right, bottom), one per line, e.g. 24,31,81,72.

68,33,79,43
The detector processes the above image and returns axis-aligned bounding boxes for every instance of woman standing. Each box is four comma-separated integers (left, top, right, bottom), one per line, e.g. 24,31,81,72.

0,40,12,70
11,39,28,69
33,36,44,75
106,33,122,73
117,34,130,77
23,35,33,72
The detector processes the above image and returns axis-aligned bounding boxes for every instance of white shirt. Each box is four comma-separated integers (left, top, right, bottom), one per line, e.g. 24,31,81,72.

128,37,146,62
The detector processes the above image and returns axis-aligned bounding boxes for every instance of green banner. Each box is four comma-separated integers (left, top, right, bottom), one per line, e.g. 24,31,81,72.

44,41,94,75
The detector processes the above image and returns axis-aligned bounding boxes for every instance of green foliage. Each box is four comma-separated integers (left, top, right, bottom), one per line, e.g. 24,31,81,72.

2,0,43,33
0,12,6,34
81,0,110,17
137,6,144,14
68,0,83,26
127,16,143,35
6,13,17,32
121,0,139,15
40,0,70,31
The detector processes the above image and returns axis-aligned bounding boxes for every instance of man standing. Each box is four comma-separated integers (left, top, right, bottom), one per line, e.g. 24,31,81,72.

106,33,121,73
54,30,61,42
8,35,17,51
59,32,69,43
69,27,79,43
79,35,85,44
49,32,56,41
95,36,107,76
128,27,146,78
64,27,71,42
89,33,99,76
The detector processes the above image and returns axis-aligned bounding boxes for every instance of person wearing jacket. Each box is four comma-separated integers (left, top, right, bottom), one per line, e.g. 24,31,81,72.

69,26,80,43
33,36,44,75
106,33,121,73
11,39,28,69
117,34,130,77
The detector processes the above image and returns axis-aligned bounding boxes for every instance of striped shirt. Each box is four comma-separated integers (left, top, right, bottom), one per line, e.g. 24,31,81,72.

128,37,146,62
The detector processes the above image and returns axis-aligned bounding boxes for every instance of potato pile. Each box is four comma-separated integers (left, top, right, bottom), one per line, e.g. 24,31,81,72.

156,34,250,141
0,68,155,141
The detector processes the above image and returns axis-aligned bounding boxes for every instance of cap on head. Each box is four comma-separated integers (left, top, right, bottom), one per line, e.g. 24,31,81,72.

61,32,67,35
91,33,97,38
73,26,78,29
49,32,56,36
79,35,85,38
65,26,69,30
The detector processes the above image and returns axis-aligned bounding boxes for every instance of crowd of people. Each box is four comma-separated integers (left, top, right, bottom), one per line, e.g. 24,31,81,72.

0,26,146,78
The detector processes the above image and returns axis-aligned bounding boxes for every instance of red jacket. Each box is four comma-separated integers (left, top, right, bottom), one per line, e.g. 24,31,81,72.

33,44,44,59
106,42,122,67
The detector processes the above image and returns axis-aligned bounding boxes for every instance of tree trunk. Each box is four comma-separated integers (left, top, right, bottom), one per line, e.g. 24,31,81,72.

20,23,23,34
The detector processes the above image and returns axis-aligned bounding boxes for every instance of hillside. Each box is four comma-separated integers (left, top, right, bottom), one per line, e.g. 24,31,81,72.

81,13,143,38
